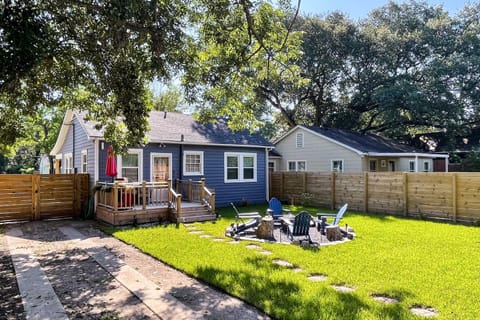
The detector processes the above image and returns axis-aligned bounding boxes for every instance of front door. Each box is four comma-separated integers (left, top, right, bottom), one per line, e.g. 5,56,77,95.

151,153,172,182
388,160,396,172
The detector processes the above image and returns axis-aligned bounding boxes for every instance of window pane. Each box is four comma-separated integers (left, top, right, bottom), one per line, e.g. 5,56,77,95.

227,168,238,180
288,162,296,171
244,168,254,179
227,156,238,167
186,154,201,173
243,156,254,168
122,168,138,182
123,154,138,167
298,161,306,171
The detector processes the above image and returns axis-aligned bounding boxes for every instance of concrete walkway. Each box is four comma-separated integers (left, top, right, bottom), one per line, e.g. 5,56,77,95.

4,220,268,320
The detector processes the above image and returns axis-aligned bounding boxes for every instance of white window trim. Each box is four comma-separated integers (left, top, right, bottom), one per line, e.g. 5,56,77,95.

64,152,73,174
409,160,416,172
81,149,88,173
150,153,172,181
183,151,204,176
224,152,257,183
296,132,304,148
331,159,344,172
287,160,307,172
117,148,143,182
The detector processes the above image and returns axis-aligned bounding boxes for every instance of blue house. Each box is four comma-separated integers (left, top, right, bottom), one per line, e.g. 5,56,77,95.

50,110,272,224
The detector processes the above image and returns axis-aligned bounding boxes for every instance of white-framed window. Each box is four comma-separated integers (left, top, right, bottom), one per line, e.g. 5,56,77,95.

183,151,204,176
81,149,88,173
288,160,307,172
423,161,430,172
331,160,344,172
268,161,276,173
118,149,143,182
409,160,416,172
369,160,377,172
296,132,304,148
64,153,73,173
224,152,257,183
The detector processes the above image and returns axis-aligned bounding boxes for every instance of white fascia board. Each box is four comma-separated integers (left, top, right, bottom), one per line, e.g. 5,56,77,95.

50,110,74,156
271,125,303,145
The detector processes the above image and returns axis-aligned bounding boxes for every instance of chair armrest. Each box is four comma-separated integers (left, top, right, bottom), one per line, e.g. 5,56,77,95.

317,213,337,217
238,212,261,218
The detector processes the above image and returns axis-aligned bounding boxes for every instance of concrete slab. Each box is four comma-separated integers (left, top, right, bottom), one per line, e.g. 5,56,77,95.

5,227,68,320
59,226,204,320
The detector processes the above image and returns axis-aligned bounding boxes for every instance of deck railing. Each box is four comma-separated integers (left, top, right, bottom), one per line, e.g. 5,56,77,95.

96,178,215,218
175,178,215,211
96,180,171,211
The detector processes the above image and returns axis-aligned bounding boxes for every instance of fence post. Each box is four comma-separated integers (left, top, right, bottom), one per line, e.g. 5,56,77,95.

364,172,369,213
32,174,41,220
403,172,408,216
331,172,336,209
452,173,457,222
302,172,307,193
73,174,79,217
168,179,172,205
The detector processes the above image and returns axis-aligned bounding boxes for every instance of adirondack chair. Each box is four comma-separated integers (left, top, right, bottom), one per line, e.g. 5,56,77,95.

267,197,291,220
231,202,262,223
317,204,348,234
284,211,312,244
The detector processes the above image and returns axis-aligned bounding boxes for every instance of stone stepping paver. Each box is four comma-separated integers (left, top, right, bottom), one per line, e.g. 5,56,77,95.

272,259,293,268
199,234,212,238
188,231,203,234
292,267,303,273
332,285,355,293
258,250,272,255
371,294,399,304
212,238,225,242
227,241,240,245
307,274,328,282
246,244,262,250
410,306,438,317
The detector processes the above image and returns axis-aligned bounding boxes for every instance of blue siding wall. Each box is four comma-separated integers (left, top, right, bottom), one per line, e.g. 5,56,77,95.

58,116,96,188
96,143,268,208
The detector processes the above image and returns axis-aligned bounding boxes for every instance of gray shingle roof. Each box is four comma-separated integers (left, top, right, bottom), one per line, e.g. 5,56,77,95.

304,126,420,153
77,111,271,147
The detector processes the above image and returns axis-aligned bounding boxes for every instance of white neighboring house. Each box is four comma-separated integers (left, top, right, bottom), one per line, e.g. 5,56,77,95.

270,126,449,173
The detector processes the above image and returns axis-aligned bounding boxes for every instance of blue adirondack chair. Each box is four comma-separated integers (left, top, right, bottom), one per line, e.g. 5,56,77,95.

267,197,291,220
284,211,312,243
317,203,348,234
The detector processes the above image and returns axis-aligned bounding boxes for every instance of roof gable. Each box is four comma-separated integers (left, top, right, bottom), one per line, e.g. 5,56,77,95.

275,125,424,155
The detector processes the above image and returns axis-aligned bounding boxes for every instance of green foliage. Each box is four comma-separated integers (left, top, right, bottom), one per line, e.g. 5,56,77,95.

110,206,480,319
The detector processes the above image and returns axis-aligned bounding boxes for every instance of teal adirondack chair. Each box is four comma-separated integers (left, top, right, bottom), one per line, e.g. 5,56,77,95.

285,211,312,243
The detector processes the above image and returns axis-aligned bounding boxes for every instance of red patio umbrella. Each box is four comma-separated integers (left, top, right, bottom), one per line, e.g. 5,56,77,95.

105,145,117,182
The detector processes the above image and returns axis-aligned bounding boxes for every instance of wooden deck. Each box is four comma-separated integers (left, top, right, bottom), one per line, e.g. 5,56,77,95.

95,180,216,226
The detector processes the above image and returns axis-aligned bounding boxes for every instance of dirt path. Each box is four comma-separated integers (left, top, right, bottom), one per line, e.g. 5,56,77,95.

1,220,269,320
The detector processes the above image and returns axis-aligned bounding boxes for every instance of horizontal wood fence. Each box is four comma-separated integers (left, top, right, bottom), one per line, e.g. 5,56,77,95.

270,172,480,223
0,174,89,223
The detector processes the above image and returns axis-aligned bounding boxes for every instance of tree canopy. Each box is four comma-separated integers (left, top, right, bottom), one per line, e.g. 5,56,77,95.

1,0,302,153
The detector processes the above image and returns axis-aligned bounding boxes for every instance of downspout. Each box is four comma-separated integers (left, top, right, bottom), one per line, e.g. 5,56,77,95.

415,155,419,172
72,122,76,173
179,134,184,179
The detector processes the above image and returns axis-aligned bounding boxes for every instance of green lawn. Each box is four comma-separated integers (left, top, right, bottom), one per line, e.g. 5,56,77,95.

105,205,480,320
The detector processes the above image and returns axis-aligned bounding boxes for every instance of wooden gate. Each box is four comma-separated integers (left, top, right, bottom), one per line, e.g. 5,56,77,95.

0,174,89,223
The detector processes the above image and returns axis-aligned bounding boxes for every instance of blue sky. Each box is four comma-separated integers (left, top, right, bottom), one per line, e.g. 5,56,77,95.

296,0,471,19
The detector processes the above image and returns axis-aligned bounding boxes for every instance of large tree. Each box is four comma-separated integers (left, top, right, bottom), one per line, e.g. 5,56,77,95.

1,0,302,152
